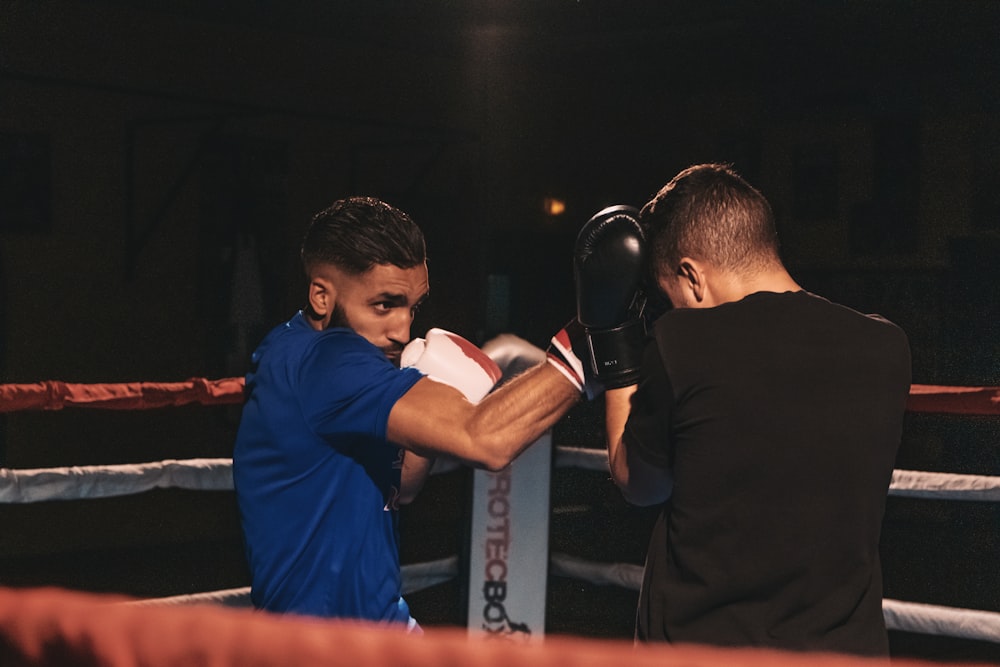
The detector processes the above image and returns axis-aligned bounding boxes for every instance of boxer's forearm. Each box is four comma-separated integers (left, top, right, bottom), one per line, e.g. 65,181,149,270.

468,362,580,469
606,386,672,506
388,362,579,471
605,386,635,488
398,450,434,504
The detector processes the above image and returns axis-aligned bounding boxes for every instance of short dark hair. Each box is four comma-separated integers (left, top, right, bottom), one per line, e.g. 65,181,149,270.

639,163,781,279
301,196,426,275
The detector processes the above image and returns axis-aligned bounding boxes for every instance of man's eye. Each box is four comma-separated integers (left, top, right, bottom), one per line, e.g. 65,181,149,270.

374,302,392,312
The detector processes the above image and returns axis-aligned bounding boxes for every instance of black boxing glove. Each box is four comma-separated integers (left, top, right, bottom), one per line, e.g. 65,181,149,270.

574,204,647,388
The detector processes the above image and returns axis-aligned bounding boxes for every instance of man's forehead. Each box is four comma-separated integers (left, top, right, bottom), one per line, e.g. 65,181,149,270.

361,262,428,298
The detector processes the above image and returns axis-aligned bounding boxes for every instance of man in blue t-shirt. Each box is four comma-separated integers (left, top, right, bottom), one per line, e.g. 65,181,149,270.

233,197,584,628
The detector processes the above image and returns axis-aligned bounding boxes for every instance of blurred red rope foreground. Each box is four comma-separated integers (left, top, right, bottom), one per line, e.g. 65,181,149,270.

1,379,998,415
1,586,993,667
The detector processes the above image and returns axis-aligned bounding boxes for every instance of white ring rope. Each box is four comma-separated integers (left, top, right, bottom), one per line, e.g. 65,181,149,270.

550,551,643,590
3,451,998,503
128,586,251,608
128,556,461,608
888,469,1000,501
0,458,234,503
882,599,1000,644
556,446,1000,501
123,550,1000,645
546,554,1000,644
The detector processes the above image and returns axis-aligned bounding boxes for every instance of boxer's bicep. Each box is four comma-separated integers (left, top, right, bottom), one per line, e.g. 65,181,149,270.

388,376,479,464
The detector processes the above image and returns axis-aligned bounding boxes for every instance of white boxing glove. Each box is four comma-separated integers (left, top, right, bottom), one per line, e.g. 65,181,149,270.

401,328,503,403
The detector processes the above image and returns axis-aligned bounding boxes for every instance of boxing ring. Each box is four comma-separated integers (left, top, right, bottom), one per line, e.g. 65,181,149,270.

1,342,999,666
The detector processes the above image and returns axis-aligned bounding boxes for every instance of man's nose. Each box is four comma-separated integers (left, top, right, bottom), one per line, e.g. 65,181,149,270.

388,311,412,345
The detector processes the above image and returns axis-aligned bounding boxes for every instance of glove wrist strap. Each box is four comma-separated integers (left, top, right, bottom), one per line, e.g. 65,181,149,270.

585,318,645,389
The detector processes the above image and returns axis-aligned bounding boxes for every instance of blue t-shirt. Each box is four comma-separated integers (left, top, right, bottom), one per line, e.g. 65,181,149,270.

233,311,424,623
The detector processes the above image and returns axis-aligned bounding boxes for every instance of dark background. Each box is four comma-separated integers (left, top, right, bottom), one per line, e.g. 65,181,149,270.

1,0,999,663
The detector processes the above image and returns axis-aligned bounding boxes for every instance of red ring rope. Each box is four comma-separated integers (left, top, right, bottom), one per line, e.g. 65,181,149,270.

2,379,998,415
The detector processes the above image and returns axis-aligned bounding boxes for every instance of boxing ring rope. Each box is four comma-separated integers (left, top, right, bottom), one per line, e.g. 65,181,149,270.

0,378,246,412
3,378,999,414
1,375,999,651
123,555,461,609
2,453,999,507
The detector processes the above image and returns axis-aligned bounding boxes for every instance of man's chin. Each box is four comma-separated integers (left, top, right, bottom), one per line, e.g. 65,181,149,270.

383,349,402,367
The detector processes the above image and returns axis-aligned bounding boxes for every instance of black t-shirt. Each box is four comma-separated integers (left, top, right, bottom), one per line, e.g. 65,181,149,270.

625,291,911,656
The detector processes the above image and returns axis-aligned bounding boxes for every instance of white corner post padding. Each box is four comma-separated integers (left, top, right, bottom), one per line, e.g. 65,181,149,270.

466,334,551,644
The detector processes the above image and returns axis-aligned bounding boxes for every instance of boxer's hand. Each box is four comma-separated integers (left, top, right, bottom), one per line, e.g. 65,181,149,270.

401,328,502,403
546,319,603,400
574,205,647,388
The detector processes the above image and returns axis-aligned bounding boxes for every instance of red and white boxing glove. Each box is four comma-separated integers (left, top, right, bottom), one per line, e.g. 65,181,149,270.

546,319,603,400
401,328,503,403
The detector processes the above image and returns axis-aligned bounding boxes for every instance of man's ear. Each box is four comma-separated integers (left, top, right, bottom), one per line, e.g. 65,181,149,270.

678,258,707,303
307,277,335,320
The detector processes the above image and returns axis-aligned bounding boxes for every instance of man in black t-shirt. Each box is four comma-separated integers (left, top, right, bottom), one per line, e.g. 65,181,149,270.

600,164,911,656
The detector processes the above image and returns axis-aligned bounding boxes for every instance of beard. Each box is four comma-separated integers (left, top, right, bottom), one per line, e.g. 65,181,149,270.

328,303,351,330
328,303,404,366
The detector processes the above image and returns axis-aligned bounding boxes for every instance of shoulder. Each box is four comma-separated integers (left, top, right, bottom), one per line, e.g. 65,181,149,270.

298,329,421,407
305,327,387,369
794,293,911,368
803,292,908,338
652,289,909,344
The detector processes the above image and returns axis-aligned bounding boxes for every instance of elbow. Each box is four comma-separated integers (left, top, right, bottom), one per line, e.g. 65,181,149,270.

397,487,421,506
472,444,514,473
611,464,670,507
618,485,657,507
611,475,637,505
461,431,517,473
472,461,506,473
615,477,672,507
610,445,673,507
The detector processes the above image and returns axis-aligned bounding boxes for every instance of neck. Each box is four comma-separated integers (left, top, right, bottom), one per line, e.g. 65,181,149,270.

709,266,802,306
303,305,330,331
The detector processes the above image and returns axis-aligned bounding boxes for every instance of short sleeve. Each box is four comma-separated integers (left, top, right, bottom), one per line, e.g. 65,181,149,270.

297,331,423,447
623,337,674,469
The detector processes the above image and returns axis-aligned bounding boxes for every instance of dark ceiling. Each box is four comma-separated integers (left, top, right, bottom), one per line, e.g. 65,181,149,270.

81,0,1000,111
91,0,1000,59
